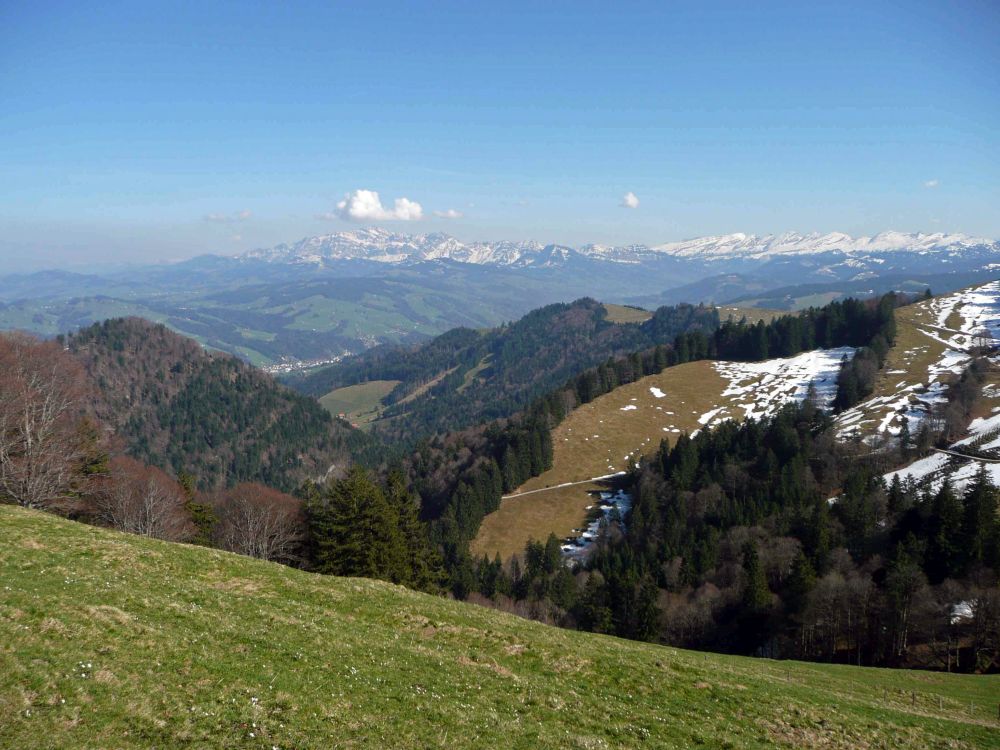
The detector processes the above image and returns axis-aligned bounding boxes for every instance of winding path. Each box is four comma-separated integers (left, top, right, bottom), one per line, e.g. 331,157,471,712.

500,471,626,499
931,447,1000,463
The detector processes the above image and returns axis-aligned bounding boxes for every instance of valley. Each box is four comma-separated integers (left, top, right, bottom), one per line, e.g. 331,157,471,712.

294,298,719,443
2,230,996,369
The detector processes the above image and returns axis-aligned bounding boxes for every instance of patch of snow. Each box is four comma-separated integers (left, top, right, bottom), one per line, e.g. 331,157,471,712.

562,489,633,563
885,453,951,485
710,347,853,426
951,601,974,625
698,407,726,426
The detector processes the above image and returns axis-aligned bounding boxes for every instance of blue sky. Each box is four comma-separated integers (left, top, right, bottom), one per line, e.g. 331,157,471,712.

1,0,998,270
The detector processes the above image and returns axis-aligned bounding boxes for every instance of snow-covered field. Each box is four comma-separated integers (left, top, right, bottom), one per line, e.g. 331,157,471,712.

837,281,1000,438
652,347,856,436
709,347,854,424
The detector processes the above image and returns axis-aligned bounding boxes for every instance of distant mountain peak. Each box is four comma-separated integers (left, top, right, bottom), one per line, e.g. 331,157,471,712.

237,228,997,269
652,230,992,260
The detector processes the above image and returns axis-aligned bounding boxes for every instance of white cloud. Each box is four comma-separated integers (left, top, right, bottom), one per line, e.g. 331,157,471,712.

924,179,939,189
620,191,640,209
204,210,252,223
434,208,463,219
334,189,423,222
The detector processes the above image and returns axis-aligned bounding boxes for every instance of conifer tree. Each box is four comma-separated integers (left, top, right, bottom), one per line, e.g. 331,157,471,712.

579,573,613,634
887,474,906,516
543,533,562,575
634,575,661,642
784,550,816,615
741,541,770,611
179,470,216,546
924,480,964,583
898,419,912,461
310,466,402,581
960,466,1000,572
385,469,443,592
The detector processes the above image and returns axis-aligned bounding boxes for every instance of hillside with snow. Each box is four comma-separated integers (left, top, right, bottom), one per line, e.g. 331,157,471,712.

837,281,1000,438
832,281,1000,495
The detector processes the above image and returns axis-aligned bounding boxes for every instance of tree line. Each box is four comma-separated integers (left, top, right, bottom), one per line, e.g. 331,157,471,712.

287,298,720,444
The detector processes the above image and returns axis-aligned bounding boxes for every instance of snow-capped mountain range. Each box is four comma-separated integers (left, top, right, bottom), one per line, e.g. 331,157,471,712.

650,231,995,260
239,228,997,269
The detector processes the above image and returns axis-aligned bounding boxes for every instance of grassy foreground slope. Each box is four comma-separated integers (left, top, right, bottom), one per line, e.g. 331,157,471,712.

2,507,998,749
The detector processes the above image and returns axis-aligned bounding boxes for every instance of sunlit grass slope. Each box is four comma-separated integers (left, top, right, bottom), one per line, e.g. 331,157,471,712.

319,379,401,427
473,360,728,560
2,506,998,748
602,303,653,324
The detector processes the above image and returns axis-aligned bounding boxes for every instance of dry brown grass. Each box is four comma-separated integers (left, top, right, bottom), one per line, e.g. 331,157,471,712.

473,360,729,560
834,302,944,435
602,303,652,324
717,306,786,325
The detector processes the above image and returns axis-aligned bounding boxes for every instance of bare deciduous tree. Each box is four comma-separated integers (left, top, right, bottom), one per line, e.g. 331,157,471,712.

211,483,304,562
0,333,95,510
92,455,192,541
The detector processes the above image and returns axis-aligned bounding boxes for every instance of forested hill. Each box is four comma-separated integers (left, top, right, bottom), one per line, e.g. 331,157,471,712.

65,318,373,491
286,298,720,443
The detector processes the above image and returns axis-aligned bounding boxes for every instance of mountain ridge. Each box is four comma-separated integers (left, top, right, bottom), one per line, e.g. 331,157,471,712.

237,227,997,268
